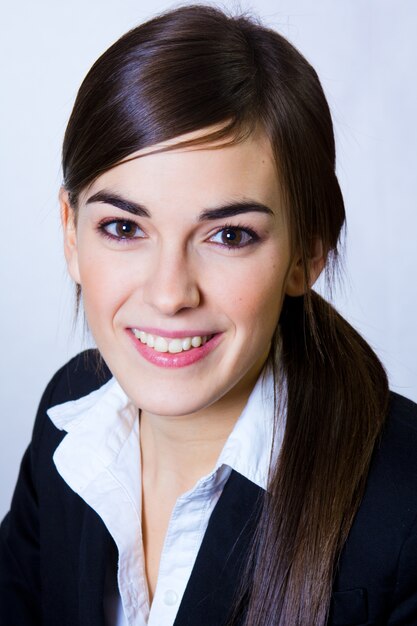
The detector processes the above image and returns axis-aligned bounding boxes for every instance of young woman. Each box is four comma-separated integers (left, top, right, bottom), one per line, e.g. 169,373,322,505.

1,4,416,626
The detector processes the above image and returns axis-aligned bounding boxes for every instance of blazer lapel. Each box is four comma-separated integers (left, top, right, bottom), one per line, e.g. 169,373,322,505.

77,505,116,626
174,470,264,626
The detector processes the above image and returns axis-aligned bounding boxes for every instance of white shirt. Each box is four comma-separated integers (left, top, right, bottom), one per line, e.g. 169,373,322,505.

47,367,280,626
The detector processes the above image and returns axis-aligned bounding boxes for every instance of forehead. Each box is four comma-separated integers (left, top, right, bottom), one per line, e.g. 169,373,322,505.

81,127,282,214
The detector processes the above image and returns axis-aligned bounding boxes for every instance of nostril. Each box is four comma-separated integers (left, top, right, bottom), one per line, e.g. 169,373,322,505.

143,277,200,314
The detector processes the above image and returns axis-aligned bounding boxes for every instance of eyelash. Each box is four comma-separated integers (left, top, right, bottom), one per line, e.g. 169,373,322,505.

97,218,145,243
209,222,260,249
96,218,260,250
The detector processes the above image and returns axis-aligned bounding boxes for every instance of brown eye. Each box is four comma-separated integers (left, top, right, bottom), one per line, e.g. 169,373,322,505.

101,220,145,240
115,221,137,238
222,228,243,245
210,226,257,248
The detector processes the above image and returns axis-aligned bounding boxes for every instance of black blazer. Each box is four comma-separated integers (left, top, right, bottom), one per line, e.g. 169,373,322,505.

1,350,417,626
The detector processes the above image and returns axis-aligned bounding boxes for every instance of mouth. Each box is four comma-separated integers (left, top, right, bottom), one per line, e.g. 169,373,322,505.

128,328,222,368
131,328,214,354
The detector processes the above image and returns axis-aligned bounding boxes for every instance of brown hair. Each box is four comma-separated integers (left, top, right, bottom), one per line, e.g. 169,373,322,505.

62,5,389,624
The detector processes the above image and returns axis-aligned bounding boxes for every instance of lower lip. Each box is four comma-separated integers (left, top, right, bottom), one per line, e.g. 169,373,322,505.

128,331,223,368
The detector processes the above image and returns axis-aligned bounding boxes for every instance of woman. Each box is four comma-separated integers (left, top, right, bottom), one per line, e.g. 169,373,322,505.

1,4,416,625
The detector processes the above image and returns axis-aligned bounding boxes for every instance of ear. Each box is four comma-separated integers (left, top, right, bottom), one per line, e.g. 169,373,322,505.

59,187,81,284
285,238,325,297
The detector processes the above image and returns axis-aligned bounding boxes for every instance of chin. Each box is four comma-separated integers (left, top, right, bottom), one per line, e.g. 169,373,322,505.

133,395,214,419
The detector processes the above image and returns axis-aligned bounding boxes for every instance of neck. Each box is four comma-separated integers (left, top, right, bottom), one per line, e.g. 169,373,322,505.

139,378,257,494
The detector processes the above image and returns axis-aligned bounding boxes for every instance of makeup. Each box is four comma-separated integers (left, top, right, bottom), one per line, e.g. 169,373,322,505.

128,329,223,368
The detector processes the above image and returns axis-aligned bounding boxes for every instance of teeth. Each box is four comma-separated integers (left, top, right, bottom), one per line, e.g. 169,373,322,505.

182,337,191,351
132,329,213,353
168,339,183,354
154,337,168,352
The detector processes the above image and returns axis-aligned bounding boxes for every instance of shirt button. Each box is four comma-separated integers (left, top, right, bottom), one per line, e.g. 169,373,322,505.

163,589,178,606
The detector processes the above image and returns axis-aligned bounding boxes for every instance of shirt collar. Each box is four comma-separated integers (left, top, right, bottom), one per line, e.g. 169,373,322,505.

47,364,278,498
48,377,139,495
214,366,278,489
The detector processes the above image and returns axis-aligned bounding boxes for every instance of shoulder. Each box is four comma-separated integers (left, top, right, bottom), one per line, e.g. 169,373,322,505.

41,348,112,408
30,349,112,452
373,391,417,485
36,349,111,416
386,390,417,433
0,352,114,621
355,390,417,531
366,390,417,524
333,392,417,595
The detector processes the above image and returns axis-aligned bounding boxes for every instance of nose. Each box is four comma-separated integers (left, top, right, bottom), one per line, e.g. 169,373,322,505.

142,243,201,316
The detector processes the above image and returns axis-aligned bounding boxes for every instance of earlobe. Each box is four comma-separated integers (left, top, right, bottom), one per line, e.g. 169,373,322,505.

285,239,326,297
59,187,81,284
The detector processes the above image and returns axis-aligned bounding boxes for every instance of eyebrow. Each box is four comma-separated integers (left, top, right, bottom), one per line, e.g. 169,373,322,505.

86,190,274,221
86,191,151,217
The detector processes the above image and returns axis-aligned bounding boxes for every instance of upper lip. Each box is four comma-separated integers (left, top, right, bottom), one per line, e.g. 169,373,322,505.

130,326,218,339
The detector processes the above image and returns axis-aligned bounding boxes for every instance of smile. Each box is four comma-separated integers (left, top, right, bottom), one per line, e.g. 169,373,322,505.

129,328,222,368
132,328,214,354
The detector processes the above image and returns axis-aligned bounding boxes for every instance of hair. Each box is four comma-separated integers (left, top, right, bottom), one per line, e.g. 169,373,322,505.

62,5,389,625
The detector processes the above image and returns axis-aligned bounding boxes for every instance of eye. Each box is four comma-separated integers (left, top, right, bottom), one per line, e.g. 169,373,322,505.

209,225,258,248
99,219,145,240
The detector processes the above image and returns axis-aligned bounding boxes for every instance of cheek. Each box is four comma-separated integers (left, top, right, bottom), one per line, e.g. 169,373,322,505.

213,257,286,335
76,244,133,328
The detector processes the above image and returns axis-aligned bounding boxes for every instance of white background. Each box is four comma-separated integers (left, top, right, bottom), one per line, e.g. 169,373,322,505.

1,0,416,519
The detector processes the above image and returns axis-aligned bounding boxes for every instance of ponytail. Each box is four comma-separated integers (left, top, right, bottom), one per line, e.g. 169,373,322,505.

235,291,389,625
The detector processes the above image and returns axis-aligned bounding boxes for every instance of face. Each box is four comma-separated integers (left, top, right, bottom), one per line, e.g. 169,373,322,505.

61,127,307,420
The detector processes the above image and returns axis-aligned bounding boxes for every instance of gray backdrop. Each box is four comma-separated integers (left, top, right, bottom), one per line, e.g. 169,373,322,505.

1,0,416,518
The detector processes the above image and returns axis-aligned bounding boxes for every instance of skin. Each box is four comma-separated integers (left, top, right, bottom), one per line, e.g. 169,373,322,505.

60,125,324,600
